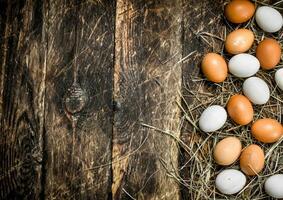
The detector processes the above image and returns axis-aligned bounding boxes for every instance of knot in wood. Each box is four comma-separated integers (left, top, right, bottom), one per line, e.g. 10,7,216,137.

64,83,87,115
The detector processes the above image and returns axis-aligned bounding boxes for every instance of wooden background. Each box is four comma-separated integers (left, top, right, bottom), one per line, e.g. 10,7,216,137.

1,0,278,199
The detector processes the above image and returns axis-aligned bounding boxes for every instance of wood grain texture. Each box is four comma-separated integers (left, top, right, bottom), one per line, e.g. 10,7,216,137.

180,1,225,199
43,0,115,199
113,0,182,199
0,0,46,199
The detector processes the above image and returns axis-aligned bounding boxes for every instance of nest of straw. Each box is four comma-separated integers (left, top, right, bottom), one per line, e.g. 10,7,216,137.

179,0,283,199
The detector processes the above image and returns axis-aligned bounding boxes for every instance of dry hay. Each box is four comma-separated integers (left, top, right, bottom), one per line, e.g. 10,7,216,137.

178,0,283,199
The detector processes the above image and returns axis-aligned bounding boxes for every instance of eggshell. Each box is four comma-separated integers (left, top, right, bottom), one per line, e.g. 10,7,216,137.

243,77,270,105
255,6,283,33
240,144,264,176
199,105,227,133
201,53,228,83
225,29,254,54
213,137,242,166
229,53,260,78
275,68,283,91
227,94,253,125
256,38,281,70
265,174,283,199
225,0,255,23
251,118,283,143
215,169,246,195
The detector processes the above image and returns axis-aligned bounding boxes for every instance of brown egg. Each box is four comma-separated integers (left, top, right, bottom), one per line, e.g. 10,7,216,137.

201,53,228,83
256,38,281,70
213,137,242,166
225,29,254,54
251,118,283,143
240,144,264,176
225,0,255,23
227,94,253,125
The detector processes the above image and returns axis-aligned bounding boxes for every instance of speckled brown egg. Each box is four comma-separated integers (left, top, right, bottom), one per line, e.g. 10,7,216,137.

225,29,254,54
251,118,283,143
214,137,242,166
225,0,255,23
240,144,264,176
227,94,253,125
201,53,228,83
256,38,281,70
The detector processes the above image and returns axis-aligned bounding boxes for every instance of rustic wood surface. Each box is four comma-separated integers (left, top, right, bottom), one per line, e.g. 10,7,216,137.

112,0,182,199
0,0,45,199
44,0,115,199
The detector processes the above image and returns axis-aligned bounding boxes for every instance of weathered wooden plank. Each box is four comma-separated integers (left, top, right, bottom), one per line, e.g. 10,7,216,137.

180,1,225,199
43,0,115,199
113,0,182,199
0,0,46,199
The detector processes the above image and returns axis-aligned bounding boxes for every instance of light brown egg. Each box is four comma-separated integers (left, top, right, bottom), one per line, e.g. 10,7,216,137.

251,118,283,143
256,38,281,70
225,29,254,54
240,144,264,176
213,137,242,166
225,0,255,23
201,53,228,83
227,94,253,125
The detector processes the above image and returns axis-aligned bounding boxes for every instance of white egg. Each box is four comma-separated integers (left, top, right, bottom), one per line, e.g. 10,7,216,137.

265,174,283,199
243,77,270,105
229,54,260,78
255,6,283,33
216,169,246,195
199,105,227,132
275,68,283,91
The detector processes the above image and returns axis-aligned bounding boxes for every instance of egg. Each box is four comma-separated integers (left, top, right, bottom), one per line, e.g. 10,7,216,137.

199,105,227,133
225,29,254,54
201,53,228,83
213,137,242,166
225,0,255,23
251,118,283,143
227,94,253,125
240,144,264,176
265,174,283,199
215,169,246,195
255,6,283,33
228,53,260,78
256,38,281,70
243,77,270,105
275,68,283,91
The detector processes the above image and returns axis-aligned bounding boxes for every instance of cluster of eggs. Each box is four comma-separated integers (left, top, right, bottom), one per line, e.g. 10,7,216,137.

199,0,283,198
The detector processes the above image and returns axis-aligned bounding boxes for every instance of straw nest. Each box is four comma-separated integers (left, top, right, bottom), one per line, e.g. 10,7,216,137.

179,0,283,199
